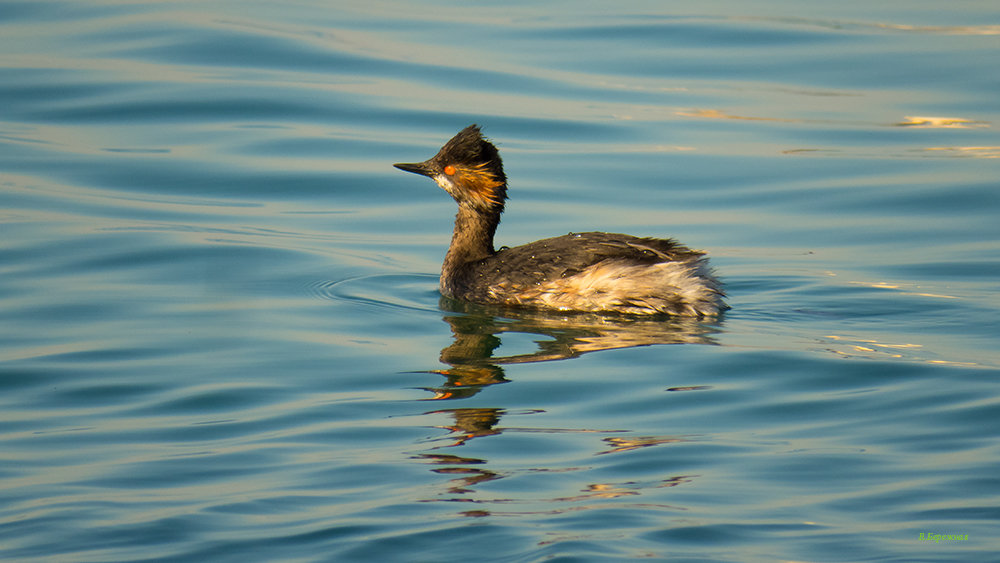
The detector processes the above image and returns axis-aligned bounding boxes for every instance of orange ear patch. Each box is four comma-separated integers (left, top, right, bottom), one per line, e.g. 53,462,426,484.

454,163,504,207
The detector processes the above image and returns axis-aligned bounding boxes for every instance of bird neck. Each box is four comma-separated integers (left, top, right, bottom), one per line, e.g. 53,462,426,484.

441,203,501,293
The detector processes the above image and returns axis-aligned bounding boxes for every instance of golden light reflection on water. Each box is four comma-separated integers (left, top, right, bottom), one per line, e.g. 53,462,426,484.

922,146,1000,158
551,475,695,502
847,280,959,300
873,23,1000,35
598,436,691,455
676,108,797,122
681,110,994,135
677,108,997,158
812,278,983,366
820,335,978,366
895,116,990,128
784,146,1000,159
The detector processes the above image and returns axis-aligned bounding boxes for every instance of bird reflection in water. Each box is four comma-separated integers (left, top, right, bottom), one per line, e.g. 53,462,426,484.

420,296,720,400
411,299,719,511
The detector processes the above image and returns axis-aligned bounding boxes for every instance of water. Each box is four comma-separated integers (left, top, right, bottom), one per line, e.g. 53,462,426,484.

2,1,999,561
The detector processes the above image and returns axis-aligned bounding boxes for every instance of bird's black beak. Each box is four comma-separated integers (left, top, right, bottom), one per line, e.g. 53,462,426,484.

393,161,435,178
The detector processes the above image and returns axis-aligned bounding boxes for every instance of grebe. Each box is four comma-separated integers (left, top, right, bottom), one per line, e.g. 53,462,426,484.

394,125,725,317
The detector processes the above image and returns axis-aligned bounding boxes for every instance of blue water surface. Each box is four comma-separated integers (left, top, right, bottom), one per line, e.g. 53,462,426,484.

2,1,999,561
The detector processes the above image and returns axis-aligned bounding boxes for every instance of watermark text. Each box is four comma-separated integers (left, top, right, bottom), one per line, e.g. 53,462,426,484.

919,533,968,543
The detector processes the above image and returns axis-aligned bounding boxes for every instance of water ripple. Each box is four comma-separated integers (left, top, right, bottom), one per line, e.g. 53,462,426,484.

309,274,441,313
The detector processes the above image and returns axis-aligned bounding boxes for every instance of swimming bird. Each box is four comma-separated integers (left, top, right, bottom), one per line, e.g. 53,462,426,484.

394,125,725,316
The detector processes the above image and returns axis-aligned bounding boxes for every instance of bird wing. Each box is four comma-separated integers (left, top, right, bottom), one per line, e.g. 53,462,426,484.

466,232,705,300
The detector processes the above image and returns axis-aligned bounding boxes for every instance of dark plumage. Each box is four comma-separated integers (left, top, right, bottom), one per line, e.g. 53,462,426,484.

394,125,725,316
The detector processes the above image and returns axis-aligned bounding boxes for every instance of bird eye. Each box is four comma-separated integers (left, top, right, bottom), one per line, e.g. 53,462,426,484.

443,165,456,176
